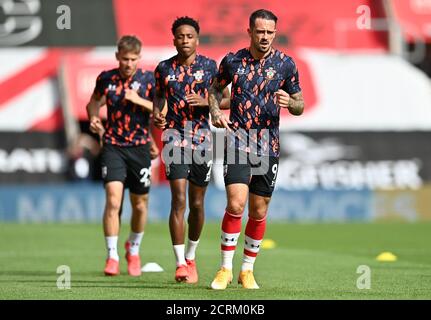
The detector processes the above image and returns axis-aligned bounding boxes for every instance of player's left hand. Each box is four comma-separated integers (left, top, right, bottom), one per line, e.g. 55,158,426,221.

275,89,290,108
125,89,140,104
95,123,105,143
150,143,159,160
186,91,207,107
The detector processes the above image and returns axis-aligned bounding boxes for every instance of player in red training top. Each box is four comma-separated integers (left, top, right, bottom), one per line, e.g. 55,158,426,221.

208,9,305,289
86,35,159,277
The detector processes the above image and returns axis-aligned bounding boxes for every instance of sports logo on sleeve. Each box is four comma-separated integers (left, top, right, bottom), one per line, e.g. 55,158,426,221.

236,67,246,75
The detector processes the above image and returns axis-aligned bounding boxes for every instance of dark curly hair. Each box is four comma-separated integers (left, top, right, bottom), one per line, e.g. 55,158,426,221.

171,16,200,35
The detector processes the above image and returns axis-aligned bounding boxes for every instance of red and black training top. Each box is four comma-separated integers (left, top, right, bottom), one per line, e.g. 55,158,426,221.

154,54,218,149
93,68,155,147
217,48,301,157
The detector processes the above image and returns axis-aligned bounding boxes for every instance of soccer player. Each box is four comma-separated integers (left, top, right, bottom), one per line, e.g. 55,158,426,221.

153,17,230,283
86,35,159,277
208,9,305,289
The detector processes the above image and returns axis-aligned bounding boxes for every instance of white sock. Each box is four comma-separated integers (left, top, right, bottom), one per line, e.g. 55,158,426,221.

241,255,256,271
221,250,235,270
173,244,187,267
105,236,119,261
128,231,144,256
185,239,200,261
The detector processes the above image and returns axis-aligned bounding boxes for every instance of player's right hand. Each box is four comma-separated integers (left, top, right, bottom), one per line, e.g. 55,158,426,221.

153,112,167,129
211,112,231,131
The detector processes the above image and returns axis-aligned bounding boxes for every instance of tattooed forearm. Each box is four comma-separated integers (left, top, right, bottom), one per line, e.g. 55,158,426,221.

219,86,231,109
287,91,305,116
208,80,224,121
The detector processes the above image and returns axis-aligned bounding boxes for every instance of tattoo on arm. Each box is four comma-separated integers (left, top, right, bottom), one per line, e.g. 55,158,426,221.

287,91,305,116
208,79,225,121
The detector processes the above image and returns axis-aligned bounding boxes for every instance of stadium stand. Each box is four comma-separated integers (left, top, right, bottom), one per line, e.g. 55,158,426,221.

1,0,430,222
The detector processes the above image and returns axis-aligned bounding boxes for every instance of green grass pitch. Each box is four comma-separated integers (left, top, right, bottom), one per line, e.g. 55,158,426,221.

0,222,430,299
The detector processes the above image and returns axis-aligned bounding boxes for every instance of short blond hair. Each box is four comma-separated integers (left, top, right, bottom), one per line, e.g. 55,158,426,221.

117,35,141,54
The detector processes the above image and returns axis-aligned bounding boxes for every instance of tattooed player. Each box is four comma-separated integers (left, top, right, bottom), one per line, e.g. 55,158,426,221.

208,9,305,289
